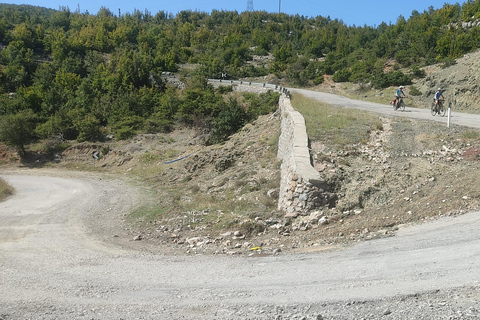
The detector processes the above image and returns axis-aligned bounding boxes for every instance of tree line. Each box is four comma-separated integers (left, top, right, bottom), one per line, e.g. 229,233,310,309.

0,1,480,156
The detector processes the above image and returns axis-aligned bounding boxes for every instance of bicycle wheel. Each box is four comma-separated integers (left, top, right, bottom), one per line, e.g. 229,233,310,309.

398,100,405,112
431,102,437,116
439,103,446,117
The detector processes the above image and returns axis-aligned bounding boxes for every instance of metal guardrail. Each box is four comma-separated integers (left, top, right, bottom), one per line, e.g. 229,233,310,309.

208,79,290,96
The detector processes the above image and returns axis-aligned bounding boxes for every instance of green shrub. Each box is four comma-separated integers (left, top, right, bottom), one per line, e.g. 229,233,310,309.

101,146,110,156
111,115,144,140
313,76,324,85
210,98,247,143
0,110,37,157
75,115,102,142
216,85,234,94
372,71,412,89
409,86,422,96
409,66,426,79
332,68,352,82
115,126,136,140
144,118,173,133
243,90,280,120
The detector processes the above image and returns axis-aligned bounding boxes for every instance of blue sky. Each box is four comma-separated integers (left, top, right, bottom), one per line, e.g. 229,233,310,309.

3,0,457,26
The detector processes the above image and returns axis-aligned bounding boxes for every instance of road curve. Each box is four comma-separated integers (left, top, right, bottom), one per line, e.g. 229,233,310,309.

1,173,480,319
289,88,480,129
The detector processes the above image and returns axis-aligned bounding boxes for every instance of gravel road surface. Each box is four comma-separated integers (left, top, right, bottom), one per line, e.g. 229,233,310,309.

1,171,480,319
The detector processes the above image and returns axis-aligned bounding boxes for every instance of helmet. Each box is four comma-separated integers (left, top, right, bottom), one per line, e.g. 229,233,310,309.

399,86,404,89
437,88,442,91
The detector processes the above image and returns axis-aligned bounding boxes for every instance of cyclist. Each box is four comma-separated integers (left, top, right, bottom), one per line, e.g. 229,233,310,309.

394,86,405,107
434,88,445,110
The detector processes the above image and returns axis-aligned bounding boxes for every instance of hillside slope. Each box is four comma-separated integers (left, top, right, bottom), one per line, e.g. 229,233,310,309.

411,49,480,112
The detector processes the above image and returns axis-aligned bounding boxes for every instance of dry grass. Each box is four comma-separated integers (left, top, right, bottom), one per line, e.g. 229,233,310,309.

291,93,383,148
0,177,14,201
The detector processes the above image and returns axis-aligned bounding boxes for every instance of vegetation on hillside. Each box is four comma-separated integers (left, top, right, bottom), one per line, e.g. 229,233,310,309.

1,2,480,156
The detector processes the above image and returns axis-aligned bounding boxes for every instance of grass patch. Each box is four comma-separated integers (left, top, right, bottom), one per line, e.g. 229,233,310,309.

0,177,14,201
291,94,382,148
128,205,165,222
462,129,480,140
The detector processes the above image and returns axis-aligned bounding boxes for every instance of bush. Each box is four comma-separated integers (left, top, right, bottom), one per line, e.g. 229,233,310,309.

74,115,102,142
409,66,426,79
244,91,280,120
216,85,234,94
144,118,173,133
313,76,324,85
115,126,136,140
0,109,37,157
409,86,422,96
332,68,352,82
210,98,247,143
372,70,412,89
0,177,14,201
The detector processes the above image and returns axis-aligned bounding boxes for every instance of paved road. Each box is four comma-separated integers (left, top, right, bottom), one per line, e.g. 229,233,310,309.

1,172,480,319
290,88,480,129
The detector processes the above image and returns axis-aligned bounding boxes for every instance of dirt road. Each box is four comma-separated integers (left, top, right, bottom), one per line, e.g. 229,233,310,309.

1,171,480,319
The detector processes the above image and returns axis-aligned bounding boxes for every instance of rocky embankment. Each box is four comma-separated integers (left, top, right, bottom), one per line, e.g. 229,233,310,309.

412,49,480,112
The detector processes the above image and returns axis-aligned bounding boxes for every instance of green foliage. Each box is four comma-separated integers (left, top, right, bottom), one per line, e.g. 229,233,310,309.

144,117,173,134
243,90,280,120
112,115,144,140
1,2,480,145
313,76,324,85
332,68,352,82
69,111,102,142
409,86,422,96
216,85,234,94
371,70,412,89
0,109,37,156
210,98,247,144
115,126,136,140
35,111,77,140
409,66,426,79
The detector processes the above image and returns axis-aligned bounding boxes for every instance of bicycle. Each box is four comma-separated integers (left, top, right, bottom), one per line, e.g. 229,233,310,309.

431,99,446,117
393,96,406,111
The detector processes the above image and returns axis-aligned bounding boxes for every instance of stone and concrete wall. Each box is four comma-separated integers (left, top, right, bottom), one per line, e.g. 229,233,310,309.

208,79,334,216
277,95,335,217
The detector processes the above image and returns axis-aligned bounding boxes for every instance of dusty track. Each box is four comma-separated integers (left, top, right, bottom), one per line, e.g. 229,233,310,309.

1,170,480,319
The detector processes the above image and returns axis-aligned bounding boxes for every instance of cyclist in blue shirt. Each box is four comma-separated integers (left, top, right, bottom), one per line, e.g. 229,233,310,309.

394,86,405,106
434,88,444,108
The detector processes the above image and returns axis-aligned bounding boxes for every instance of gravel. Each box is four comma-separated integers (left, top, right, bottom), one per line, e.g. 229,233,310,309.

1,170,480,319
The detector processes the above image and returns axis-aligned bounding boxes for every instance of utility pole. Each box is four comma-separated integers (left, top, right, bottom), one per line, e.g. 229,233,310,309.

279,0,281,13
247,0,253,12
